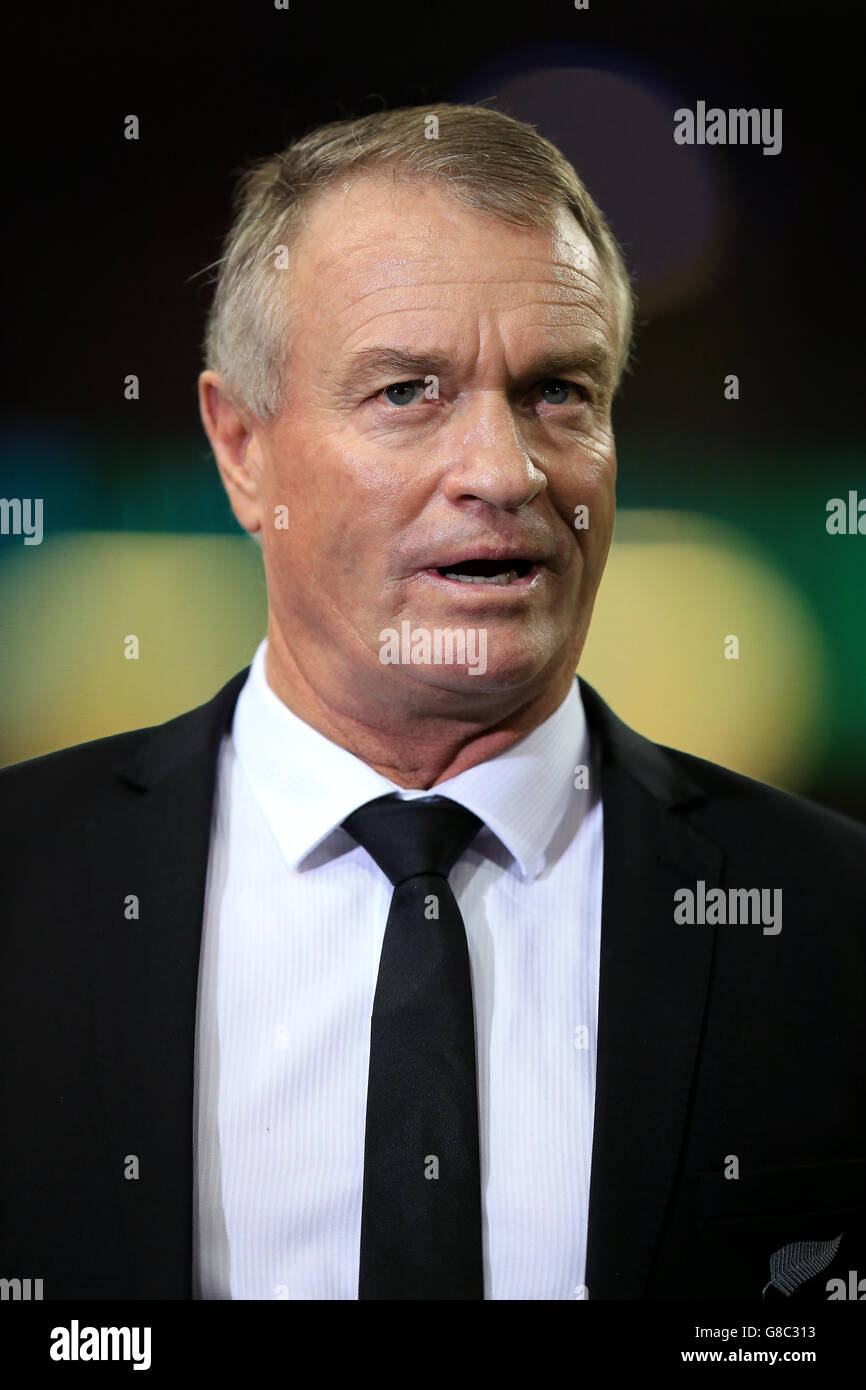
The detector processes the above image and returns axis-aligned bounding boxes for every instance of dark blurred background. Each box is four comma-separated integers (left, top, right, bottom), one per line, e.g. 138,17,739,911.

1,0,864,819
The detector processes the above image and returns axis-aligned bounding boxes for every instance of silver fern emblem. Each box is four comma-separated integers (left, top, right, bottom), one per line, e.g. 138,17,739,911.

762,1234,843,1297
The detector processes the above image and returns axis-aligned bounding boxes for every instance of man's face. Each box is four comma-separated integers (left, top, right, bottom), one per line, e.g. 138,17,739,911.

247,178,619,711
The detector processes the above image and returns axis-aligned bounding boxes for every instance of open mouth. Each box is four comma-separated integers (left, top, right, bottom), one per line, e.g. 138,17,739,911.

433,558,535,586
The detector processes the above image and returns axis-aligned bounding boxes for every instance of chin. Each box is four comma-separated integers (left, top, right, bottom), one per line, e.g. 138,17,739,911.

401,645,561,701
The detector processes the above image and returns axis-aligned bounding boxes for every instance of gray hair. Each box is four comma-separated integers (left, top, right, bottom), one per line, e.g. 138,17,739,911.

203,102,636,420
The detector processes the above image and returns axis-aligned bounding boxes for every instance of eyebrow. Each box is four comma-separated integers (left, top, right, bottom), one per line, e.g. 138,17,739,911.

341,346,454,385
520,345,615,389
339,342,616,391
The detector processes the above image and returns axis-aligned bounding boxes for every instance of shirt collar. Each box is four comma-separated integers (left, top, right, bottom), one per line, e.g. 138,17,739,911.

232,638,592,882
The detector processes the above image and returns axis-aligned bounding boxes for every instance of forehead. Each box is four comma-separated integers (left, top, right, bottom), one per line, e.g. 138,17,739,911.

287,177,617,352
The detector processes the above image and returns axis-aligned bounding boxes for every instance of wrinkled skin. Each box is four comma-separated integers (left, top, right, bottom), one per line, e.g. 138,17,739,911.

200,177,620,787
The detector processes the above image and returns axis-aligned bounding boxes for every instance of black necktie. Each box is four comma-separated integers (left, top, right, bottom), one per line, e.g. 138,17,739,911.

341,793,485,1300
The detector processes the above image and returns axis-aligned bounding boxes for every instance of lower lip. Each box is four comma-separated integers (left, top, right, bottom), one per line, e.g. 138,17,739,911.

420,565,543,595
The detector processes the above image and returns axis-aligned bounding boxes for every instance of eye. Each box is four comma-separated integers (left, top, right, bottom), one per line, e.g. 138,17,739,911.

381,379,427,407
536,378,586,406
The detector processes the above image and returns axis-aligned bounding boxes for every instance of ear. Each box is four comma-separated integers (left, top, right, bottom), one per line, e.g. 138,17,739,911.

198,370,264,536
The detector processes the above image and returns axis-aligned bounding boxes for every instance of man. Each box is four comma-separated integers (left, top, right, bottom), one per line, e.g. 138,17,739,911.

1,103,864,1302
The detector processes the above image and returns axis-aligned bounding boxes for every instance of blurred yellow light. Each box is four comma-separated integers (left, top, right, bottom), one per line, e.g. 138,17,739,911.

580,511,826,788
0,518,826,791
0,532,266,763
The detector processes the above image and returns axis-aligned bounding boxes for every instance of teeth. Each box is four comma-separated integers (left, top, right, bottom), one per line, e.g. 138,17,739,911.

444,569,520,585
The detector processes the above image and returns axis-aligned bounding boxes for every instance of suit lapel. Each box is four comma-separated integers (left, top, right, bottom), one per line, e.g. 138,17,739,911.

579,680,724,1299
85,668,249,1298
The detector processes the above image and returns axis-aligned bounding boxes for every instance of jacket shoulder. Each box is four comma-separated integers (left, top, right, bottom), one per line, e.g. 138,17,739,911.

1,721,163,794
579,678,866,869
0,667,249,825
660,740,866,865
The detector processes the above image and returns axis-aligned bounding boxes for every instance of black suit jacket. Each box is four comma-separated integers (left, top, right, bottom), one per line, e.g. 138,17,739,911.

1,668,865,1300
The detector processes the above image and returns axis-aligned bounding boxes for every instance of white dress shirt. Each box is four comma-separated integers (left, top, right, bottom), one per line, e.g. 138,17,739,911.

193,638,603,1300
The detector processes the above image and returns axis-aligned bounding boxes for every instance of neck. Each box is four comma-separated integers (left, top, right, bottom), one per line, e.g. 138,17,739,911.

263,624,574,789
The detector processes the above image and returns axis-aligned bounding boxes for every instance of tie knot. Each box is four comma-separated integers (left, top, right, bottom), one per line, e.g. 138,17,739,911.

342,794,482,886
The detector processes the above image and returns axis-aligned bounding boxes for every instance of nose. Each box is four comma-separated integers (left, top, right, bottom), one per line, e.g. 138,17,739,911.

441,393,547,511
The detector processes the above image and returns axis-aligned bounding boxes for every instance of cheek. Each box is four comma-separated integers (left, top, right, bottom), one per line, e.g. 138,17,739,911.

266,428,386,545
558,447,616,550
342,444,427,519
325,444,435,564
